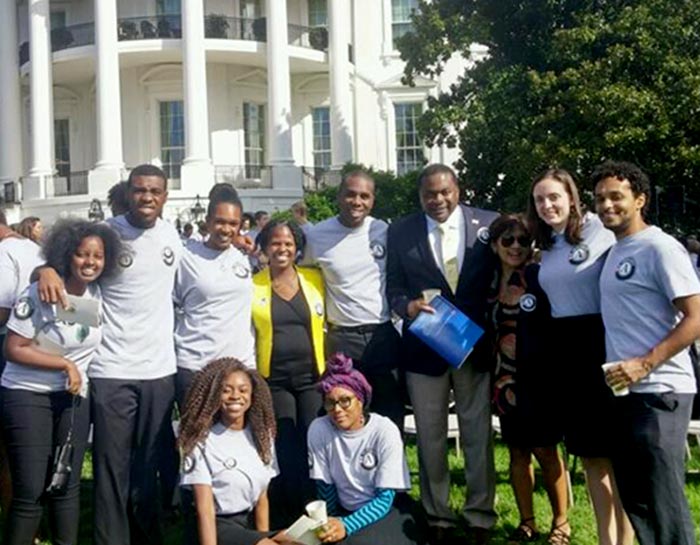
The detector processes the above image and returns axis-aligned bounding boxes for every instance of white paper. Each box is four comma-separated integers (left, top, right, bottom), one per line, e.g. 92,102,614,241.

56,295,101,328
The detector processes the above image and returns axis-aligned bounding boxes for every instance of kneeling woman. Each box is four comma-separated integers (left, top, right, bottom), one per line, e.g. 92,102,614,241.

308,353,426,545
178,358,291,545
2,219,121,545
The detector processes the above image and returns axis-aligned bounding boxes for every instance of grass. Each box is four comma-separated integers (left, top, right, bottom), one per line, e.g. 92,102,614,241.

3,437,700,544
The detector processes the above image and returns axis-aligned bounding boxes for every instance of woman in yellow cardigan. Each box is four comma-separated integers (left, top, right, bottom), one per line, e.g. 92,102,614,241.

251,218,325,527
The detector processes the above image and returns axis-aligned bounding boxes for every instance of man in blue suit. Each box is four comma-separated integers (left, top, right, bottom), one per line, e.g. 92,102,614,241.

387,164,498,545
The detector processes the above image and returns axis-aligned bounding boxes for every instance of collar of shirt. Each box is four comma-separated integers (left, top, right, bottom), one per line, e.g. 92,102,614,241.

425,206,462,235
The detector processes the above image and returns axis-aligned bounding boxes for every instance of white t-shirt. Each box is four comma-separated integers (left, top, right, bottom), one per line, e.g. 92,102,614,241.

180,423,279,515
174,241,255,370
539,213,615,317
600,226,700,394
305,217,390,326
90,215,181,380
3,282,102,393
0,237,43,309
307,413,410,512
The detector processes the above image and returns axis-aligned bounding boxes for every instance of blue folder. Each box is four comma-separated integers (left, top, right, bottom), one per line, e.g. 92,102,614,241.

408,294,484,368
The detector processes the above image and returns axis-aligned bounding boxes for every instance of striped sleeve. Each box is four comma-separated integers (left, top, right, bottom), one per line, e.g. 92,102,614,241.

314,480,340,516
340,489,395,536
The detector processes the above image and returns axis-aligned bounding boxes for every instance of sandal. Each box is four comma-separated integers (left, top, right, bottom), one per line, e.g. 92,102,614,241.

547,520,571,545
507,517,540,543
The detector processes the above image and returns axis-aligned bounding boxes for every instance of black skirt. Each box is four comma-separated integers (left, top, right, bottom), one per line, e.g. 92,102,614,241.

551,313,615,458
216,512,274,545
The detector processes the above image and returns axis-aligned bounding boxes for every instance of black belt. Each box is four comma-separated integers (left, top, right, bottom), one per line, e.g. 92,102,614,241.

328,322,388,334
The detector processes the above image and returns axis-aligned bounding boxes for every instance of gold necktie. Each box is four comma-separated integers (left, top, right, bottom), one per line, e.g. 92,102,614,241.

438,224,459,293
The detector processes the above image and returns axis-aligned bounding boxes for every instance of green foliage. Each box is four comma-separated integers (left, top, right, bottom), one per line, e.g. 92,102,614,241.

399,0,700,230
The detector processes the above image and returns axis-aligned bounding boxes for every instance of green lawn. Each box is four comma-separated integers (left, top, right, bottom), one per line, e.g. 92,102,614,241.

3,438,700,544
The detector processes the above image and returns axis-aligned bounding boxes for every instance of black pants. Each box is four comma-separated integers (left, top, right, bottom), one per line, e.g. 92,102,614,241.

327,322,404,430
91,375,175,545
1,387,90,545
267,375,322,528
612,392,696,545
176,368,199,545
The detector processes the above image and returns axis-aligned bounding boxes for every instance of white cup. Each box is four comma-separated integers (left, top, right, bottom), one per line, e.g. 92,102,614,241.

305,500,327,523
602,362,629,397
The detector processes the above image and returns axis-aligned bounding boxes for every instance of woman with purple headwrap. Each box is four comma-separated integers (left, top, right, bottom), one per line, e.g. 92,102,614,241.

306,353,427,545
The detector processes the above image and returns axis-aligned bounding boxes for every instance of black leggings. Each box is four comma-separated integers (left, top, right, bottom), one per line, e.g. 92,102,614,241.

267,376,322,527
1,387,90,545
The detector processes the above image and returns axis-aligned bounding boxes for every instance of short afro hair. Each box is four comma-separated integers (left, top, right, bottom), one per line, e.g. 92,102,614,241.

127,164,168,189
256,218,306,258
43,219,124,282
590,160,651,215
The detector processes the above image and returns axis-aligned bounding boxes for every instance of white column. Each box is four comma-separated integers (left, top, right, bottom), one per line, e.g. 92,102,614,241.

329,0,354,168
0,0,24,187
182,0,210,166
93,0,123,172
28,0,54,186
265,0,294,167
180,0,214,194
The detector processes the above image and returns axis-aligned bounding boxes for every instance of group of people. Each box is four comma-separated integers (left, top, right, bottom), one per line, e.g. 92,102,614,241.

0,159,697,545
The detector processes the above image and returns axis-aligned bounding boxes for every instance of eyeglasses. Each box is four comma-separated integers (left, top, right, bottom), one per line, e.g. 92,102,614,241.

323,396,355,412
500,235,531,248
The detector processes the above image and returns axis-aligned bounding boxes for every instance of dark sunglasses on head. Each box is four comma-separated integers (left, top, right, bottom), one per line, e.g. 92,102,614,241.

499,235,531,248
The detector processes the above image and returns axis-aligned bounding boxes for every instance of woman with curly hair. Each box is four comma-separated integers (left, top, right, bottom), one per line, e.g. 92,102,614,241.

1,219,122,545
179,358,291,545
308,353,426,545
252,219,325,525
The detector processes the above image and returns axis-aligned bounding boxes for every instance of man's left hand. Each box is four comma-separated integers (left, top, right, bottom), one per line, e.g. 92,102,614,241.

604,357,650,391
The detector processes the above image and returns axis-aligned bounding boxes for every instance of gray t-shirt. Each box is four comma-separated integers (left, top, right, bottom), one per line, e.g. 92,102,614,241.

307,413,410,512
90,215,182,380
0,237,43,309
539,213,615,317
174,241,255,370
180,423,278,515
600,226,700,394
305,217,390,326
3,282,102,393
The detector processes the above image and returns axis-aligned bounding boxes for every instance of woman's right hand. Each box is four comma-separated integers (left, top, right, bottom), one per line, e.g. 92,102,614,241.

63,359,82,395
37,267,69,308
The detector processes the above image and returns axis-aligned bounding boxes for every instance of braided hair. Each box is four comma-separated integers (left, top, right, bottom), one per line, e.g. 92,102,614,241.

177,358,276,464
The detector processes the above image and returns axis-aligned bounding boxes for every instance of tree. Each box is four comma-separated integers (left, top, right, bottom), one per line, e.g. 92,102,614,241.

399,0,700,231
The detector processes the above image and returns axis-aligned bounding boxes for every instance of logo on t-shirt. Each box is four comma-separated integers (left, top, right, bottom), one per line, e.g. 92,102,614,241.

519,294,537,312
615,257,636,280
477,227,490,244
162,246,175,266
370,241,386,260
223,457,237,469
118,251,134,269
569,244,590,265
182,454,196,474
234,264,250,278
14,296,34,320
360,449,378,470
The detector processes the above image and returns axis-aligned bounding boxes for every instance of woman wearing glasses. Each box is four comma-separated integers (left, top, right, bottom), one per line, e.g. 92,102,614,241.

307,353,425,545
487,214,568,544
527,169,632,545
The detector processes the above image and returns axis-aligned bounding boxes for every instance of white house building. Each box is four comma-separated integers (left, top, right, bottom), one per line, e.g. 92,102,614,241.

0,0,472,224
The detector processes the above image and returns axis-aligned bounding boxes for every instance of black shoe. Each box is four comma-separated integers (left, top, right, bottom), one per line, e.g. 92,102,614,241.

428,525,460,545
465,526,491,545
